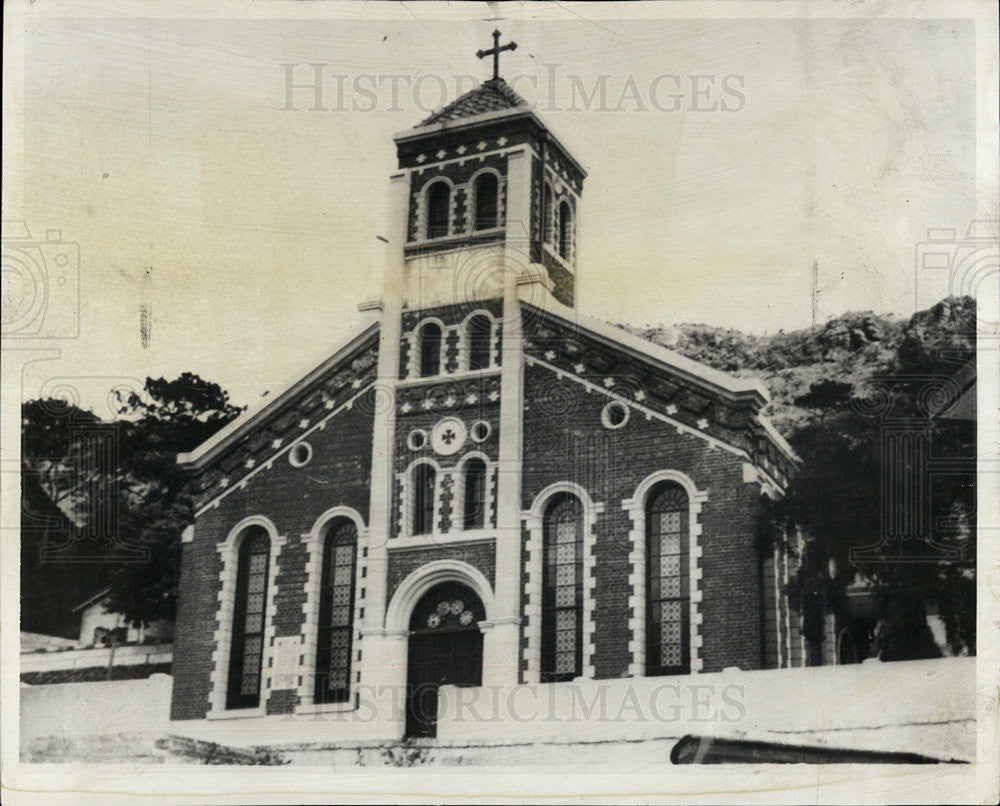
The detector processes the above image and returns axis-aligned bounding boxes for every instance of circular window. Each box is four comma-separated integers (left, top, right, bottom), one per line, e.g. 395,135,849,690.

407,429,428,451
601,401,630,430
289,441,313,467
430,417,467,456
470,420,491,443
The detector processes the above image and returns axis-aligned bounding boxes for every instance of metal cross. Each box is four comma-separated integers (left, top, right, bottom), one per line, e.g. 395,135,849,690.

477,29,517,80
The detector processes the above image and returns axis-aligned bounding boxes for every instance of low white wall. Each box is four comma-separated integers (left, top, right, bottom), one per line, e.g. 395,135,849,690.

169,684,407,748
436,657,976,760
20,644,173,673
20,674,173,746
20,633,77,652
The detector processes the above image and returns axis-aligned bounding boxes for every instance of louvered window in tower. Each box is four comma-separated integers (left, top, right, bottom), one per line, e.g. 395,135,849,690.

474,173,499,230
426,182,450,238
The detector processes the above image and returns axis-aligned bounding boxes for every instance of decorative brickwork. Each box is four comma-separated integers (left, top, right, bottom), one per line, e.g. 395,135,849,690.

172,74,795,739
296,507,368,711
520,482,602,684
622,470,707,677
386,541,496,605
520,361,766,676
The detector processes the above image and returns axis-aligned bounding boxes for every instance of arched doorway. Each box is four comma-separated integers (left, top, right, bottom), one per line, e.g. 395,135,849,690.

405,581,486,738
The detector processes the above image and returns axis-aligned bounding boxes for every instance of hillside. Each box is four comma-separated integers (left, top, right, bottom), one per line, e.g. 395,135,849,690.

627,296,976,436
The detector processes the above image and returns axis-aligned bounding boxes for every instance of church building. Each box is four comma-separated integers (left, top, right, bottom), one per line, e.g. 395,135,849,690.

169,37,801,742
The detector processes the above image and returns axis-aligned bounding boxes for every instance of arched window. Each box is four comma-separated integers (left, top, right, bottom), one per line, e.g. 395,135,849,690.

465,314,492,371
315,518,357,704
646,483,690,676
226,527,270,709
541,494,583,682
462,458,487,530
426,181,450,239
412,464,437,536
542,183,553,243
473,173,499,230
558,200,572,260
418,322,442,377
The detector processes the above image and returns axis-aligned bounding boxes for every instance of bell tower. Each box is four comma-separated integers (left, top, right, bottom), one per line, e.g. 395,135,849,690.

361,36,588,695
390,31,587,311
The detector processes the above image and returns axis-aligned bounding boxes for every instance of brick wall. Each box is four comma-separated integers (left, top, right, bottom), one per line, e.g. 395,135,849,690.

399,299,504,379
406,153,508,242
170,402,374,722
386,541,496,607
520,363,764,679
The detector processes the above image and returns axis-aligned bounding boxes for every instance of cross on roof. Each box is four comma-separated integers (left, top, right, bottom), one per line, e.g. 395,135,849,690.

476,29,517,80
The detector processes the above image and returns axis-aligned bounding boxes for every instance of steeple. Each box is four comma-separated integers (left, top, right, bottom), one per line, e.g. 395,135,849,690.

390,34,587,311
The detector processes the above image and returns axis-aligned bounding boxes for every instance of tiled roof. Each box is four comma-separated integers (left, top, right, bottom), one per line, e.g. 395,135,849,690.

417,78,529,127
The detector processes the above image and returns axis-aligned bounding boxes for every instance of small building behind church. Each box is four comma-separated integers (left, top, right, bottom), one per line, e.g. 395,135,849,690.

169,52,801,743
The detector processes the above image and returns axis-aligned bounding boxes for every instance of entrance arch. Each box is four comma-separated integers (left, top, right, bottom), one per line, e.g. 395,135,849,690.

405,581,486,737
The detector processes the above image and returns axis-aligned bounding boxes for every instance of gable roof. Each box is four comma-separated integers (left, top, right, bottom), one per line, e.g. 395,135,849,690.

177,319,379,469
417,78,529,127
73,587,111,614
517,284,799,467
519,290,771,405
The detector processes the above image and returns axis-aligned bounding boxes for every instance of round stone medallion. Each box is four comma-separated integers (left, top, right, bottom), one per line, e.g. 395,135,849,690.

430,417,467,456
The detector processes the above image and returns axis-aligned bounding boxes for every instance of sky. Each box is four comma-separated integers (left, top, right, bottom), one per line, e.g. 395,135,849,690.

3,1,991,418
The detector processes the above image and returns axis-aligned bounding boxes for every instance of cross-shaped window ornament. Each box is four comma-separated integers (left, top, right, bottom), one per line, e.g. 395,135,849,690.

476,29,517,81
441,428,457,445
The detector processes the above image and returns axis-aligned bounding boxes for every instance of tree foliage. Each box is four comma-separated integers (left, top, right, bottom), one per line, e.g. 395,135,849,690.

21,374,243,631
771,297,977,657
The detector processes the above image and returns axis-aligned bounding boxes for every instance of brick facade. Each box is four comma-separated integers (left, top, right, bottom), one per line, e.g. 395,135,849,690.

518,361,766,678
170,77,798,733
387,541,496,606
170,398,375,721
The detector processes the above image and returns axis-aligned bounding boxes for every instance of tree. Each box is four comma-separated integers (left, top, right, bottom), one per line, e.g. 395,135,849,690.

772,298,977,658
103,374,243,626
21,374,243,633
793,379,854,423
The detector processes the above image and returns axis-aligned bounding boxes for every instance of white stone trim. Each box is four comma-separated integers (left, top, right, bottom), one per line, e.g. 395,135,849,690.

396,366,501,389
178,322,379,468
384,559,496,632
518,296,771,403
288,441,313,468
456,308,499,372
388,530,496,550
296,507,368,710
464,166,507,234
195,384,374,517
742,461,780,498
405,317,448,380
415,176,455,241
622,470,707,678
526,356,788,493
554,195,576,267
772,543,785,668
398,457,443,538
208,516,285,717
449,450,495,533
521,482,603,684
